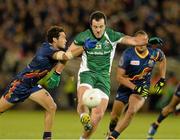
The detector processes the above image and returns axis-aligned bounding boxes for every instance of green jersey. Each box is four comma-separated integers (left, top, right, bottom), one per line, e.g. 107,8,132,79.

74,28,124,75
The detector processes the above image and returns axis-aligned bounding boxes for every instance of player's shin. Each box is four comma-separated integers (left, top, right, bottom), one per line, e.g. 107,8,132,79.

109,118,118,132
78,103,92,131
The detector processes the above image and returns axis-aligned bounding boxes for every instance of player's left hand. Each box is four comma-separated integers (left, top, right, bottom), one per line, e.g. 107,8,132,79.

38,69,61,90
148,37,164,47
154,78,166,94
83,38,97,50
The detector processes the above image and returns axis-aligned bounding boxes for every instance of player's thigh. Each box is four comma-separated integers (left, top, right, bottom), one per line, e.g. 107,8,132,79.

0,96,14,112
128,94,145,113
111,100,126,117
116,86,132,104
77,71,94,102
77,86,90,103
29,88,56,111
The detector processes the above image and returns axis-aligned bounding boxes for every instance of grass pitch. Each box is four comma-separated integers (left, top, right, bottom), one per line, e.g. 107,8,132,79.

0,110,179,139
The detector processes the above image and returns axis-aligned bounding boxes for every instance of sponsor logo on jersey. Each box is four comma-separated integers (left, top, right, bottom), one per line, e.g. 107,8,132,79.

87,50,111,55
96,44,102,49
130,60,140,65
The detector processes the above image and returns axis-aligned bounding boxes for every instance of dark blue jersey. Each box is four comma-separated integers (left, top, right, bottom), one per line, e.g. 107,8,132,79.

15,42,59,86
118,47,164,86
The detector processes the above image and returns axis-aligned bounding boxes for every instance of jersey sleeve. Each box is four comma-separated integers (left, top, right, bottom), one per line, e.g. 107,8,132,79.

155,48,165,62
114,31,125,42
118,50,130,69
74,30,91,46
106,28,125,42
44,47,58,58
39,43,58,58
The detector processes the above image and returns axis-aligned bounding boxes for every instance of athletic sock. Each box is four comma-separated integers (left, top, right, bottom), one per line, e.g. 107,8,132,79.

111,130,120,139
80,136,86,140
157,113,167,123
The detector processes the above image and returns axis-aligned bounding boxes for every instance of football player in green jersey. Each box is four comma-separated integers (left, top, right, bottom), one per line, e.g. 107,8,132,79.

66,11,148,139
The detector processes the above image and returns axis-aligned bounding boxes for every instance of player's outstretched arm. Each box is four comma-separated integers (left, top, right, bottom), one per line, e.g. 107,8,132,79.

52,43,84,61
118,35,148,46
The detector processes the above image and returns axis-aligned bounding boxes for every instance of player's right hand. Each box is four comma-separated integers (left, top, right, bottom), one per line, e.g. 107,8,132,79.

134,85,150,97
83,38,97,50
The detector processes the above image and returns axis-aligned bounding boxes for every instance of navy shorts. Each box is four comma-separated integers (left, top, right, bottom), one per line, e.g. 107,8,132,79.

3,79,43,103
115,84,149,104
175,84,180,98
115,86,135,104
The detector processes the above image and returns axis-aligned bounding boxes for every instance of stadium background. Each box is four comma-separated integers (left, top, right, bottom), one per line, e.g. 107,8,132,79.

0,0,179,139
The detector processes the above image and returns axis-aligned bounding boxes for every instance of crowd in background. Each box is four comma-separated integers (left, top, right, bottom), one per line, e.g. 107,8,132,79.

0,0,179,110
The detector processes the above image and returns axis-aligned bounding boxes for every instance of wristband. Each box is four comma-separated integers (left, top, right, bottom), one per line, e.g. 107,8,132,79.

65,51,74,59
54,51,65,60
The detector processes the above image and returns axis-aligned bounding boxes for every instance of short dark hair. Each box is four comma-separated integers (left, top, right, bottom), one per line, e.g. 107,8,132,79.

134,30,148,37
47,26,64,43
89,11,107,25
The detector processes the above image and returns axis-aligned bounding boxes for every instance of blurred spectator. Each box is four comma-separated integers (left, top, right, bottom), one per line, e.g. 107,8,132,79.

155,72,179,110
63,75,76,109
0,0,179,58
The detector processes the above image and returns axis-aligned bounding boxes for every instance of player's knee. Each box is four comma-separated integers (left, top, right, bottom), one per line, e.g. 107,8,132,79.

47,102,57,113
52,103,57,111
163,106,175,114
110,111,119,119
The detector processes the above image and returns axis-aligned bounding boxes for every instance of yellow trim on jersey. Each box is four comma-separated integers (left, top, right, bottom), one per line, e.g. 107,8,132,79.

130,67,152,81
135,48,149,58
